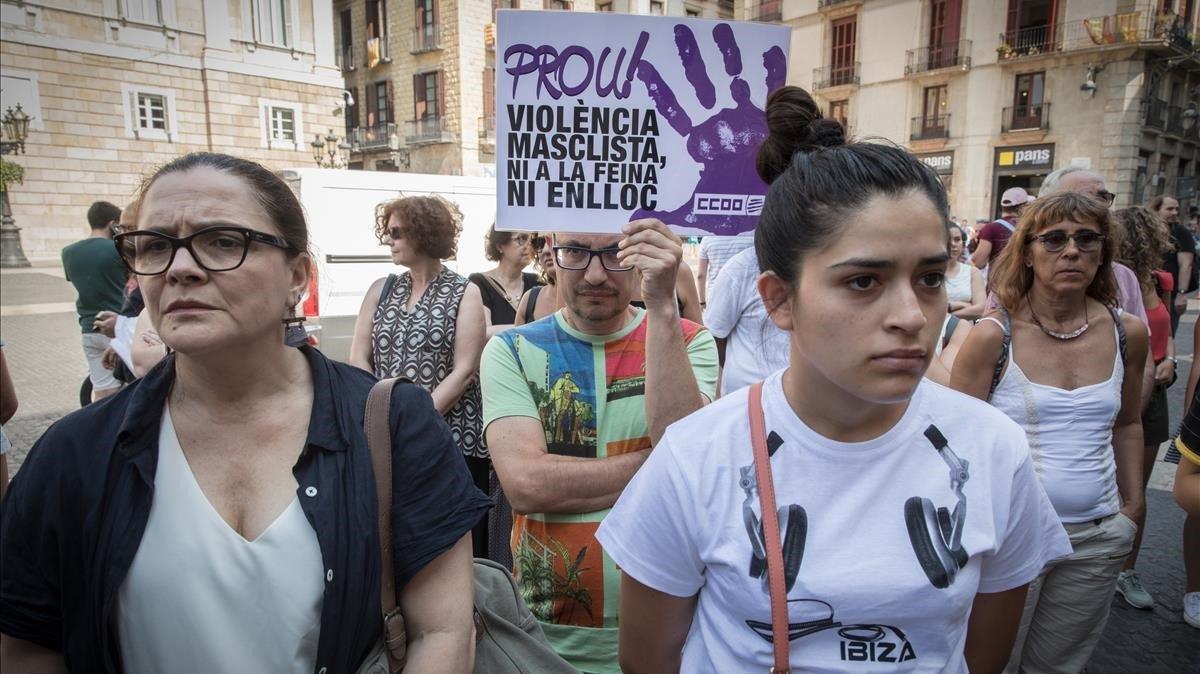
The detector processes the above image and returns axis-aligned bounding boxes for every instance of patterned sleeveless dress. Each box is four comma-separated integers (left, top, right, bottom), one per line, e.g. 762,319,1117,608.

371,268,485,458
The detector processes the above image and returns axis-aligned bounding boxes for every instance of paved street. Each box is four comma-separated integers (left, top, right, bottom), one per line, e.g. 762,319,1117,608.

1,266,1197,671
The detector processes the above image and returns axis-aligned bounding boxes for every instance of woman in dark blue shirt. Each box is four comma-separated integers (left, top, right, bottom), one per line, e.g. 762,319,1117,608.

0,153,489,673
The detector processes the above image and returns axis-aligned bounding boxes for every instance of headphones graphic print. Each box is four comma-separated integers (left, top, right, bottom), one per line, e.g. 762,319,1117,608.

905,425,971,589
741,425,970,594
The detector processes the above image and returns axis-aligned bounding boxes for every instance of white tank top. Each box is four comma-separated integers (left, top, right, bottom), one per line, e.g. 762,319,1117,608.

117,406,324,674
944,264,973,304
987,321,1123,523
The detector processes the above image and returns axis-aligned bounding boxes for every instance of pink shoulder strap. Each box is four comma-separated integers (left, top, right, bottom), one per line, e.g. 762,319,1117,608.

749,381,790,673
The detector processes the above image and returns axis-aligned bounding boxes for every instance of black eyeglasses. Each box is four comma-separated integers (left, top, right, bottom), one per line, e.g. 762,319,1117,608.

114,226,292,275
1029,230,1106,253
552,245,632,271
1095,190,1116,207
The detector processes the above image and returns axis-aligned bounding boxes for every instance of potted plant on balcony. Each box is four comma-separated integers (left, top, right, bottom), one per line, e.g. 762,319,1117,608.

996,35,1015,60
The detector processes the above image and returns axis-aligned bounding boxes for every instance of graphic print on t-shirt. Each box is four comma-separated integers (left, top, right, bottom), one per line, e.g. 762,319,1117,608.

736,424,972,664
489,311,715,636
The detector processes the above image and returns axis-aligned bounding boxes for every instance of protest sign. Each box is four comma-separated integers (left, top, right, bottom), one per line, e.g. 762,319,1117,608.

495,10,789,236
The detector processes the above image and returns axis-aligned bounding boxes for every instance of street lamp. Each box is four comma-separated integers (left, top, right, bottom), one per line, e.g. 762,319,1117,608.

1,104,33,268
310,129,351,168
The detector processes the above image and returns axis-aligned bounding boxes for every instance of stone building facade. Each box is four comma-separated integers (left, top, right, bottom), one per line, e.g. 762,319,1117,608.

738,0,1198,219
0,0,345,260
334,0,733,177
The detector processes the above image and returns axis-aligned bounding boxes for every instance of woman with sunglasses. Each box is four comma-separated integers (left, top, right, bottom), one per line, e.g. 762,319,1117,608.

594,87,1070,673
349,195,490,556
951,192,1148,673
0,154,488,672
470,225,542,338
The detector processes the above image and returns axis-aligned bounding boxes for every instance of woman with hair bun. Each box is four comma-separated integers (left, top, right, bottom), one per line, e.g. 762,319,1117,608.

595,86,1070,673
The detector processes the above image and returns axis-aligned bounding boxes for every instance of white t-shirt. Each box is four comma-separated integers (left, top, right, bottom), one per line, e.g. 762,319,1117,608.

703,247,790,395
118,406,324,674
597,374,1070,673
699,233,756,294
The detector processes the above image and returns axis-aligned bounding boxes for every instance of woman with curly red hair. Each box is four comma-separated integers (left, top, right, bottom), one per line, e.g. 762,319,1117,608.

349,195,490,555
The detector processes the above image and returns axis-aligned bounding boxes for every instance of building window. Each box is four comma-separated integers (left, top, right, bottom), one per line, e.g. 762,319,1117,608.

922,85,947,127
830,16,857,85
258,99,304,149
121,84,177,141
338,8,355,70
251,0,291,47
596,1,612,10
1017,70,1046,113
544,0,573,9
366,0,389,43
829,99,849,131
649,0,664,14
137,93,166,130
0,71,44,131
120,0,164,23
1003,0,1058,55
367,80,394,127
414,0,439,52
685,6,702,16
415,71,441,120
927,0,963,69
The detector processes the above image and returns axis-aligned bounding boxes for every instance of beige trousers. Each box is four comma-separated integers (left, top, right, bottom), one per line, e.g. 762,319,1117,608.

1006,512,1138,674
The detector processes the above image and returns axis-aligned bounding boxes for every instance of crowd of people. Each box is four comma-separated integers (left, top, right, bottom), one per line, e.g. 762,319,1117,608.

0,83,1198,674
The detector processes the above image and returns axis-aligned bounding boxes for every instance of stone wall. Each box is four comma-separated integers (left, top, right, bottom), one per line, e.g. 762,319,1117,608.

0,40,341,259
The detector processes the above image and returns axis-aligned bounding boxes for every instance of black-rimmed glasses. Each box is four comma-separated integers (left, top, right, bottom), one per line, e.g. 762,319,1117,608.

1096,190,1116,207
1029,230,1106,253
552,245,632,272
114,226,292,275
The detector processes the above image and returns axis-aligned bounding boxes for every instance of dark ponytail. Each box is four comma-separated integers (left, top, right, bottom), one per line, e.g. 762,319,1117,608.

754,87,947,287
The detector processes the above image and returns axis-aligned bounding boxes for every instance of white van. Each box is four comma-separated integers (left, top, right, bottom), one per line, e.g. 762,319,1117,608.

278,168,498,361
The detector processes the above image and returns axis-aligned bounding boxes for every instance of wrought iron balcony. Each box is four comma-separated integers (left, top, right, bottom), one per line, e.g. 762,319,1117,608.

406,116,454,144
813,62,860,90
998,24,1060,59
412,26,442,53
910,114,950,141
906,40,971,75
349,123,397,151
818,0,855,7
1002,103,1050,133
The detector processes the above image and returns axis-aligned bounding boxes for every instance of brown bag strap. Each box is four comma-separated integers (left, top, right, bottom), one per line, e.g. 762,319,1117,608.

365,377,407,673
749,382,790,674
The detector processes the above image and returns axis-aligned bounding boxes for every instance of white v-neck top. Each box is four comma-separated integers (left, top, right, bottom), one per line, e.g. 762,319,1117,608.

117,406,324,674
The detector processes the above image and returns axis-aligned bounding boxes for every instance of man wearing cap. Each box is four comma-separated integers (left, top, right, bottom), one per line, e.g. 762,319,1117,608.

972,187,1032,270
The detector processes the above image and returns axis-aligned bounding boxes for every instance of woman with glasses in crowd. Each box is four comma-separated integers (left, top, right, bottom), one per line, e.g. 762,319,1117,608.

349,195,490,557
951,192,1148,673
595,87,1070,673
515,232,560,325
0,153,488,673
470,225,542,338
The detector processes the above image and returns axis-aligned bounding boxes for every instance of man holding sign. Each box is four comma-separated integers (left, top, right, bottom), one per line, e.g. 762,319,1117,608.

480,218,717,672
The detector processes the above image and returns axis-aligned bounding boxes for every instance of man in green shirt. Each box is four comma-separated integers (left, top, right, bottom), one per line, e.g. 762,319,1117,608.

61,201,127,401
481,218,718,673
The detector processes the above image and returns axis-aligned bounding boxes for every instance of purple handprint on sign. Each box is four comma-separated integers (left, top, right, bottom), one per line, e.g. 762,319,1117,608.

634,23,786,234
